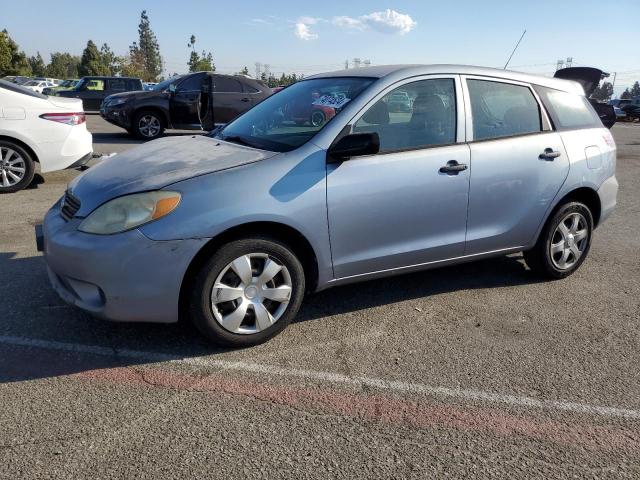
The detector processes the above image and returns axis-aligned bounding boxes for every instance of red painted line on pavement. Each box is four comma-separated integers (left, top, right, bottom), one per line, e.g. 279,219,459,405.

74,366,640,452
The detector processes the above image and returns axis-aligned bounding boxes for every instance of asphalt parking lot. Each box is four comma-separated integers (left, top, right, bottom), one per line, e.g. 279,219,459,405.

1,116,639,479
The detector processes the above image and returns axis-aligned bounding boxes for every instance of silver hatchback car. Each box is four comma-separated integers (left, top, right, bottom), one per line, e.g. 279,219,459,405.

38,65,618,347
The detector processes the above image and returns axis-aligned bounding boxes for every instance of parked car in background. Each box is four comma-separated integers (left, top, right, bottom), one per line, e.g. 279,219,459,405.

57,76,143,111
100,72,271,139
0,79,92,193
22,80,57,93
143,82,157,91
614,106,627,121
386,90,412,112
34,77,61,85
3,76,33,85
38,65,617,347
43,79,80,96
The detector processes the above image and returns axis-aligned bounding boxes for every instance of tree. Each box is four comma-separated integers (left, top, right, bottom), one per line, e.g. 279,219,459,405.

591,81,614,101
621,88,632,99
79,40,109,76
130,10,163,81
100,43,120,76
46,52,80,79
28,52,46,77
186,35,215,72
239,66,249,76
0,29,32,76
630,81,640,98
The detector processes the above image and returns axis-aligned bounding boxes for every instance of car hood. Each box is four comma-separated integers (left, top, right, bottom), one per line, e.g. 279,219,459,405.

69,135,278,216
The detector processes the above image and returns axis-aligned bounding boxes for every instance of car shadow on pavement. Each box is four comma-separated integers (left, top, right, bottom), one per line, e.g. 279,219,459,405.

0,251,539,384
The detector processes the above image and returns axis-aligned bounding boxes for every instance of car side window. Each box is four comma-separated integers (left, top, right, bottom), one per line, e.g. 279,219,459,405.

107,78,127,92
353,78,457,152
213,77,243,93
177,74,204,92
535,86,601,130
86,80,105,91
467,79,541,141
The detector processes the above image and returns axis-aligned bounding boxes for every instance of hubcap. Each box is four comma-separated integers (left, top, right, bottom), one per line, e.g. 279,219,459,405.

138,115,161,138
311,111,325,127
550,212,589,270
0,147,26,188
211,253,293,334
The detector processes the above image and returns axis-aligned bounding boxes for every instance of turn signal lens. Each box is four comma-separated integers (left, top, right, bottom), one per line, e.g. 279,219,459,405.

152,196,181,220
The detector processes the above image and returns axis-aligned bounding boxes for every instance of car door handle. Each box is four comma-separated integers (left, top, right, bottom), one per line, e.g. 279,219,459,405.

539,148,562,160
241,97,250,102
439,160,468,175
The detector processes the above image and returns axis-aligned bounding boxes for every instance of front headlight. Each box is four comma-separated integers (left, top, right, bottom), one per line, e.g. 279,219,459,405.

107,97,128,107
78,191,181,235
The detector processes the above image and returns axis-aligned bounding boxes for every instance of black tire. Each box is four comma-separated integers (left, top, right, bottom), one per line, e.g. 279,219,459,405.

0,140,36,194
132,110,165,140
523,201,594,279
190,236,305,347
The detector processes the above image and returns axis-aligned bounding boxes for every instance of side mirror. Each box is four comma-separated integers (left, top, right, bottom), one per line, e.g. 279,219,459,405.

327,132,380,162
589,100,616,129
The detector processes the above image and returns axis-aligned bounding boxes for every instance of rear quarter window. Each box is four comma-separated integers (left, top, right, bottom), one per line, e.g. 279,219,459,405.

535,86,602,130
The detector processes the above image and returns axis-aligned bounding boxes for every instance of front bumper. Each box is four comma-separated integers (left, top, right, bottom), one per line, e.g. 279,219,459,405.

100,106,131,130
39,201,207,323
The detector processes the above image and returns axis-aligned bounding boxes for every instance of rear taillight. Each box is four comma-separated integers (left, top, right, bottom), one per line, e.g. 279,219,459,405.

39,112,86,125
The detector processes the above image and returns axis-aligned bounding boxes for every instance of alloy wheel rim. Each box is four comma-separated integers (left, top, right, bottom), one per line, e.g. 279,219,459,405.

550,212,589,270
211,253,293,334
0,147,26,188
311,111,325,127
139,115,161,137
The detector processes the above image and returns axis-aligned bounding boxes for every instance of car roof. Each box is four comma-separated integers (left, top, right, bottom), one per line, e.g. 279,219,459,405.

307,64,585,95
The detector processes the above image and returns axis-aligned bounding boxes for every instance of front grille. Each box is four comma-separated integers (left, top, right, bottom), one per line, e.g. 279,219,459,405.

60,191,81,221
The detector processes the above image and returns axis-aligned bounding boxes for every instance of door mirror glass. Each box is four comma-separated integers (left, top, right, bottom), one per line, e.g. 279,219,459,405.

327,132,380,162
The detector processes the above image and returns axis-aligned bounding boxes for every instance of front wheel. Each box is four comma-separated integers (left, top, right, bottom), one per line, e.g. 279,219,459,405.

0,141,35,193
133,111,164,140
190,237,305,347
524,202,593,279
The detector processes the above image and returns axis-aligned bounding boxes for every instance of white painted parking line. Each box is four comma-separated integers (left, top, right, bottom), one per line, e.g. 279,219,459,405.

2,334,640,420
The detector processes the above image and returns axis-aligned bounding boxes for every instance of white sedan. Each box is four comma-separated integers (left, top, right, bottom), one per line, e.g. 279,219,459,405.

0,79,92,192
22,80,57,94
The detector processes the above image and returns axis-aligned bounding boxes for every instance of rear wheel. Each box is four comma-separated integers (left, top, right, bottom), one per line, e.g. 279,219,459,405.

524,202,593,279
190,236,305,347
0,141,35,193
310,110,326,127
133,110,164,140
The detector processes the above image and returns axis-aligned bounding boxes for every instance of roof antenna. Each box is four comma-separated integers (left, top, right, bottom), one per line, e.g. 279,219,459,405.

503,29,526,70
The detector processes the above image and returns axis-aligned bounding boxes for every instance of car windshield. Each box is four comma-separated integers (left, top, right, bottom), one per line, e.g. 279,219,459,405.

215,77,375,152
24,80,39,86
152,76,185,91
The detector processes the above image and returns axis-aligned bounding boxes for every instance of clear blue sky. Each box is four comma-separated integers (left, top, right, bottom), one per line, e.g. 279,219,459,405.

3,0,639,96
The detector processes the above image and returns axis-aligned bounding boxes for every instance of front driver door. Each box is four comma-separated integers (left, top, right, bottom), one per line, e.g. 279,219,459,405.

170,73,205,129
327,76,471,278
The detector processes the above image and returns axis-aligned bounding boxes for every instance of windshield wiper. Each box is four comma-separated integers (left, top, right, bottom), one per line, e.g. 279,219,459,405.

221,135,257,148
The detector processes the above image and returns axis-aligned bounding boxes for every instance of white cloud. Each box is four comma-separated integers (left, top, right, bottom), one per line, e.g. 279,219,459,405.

332,15,365,30
294,22,318,41
332,9,416,35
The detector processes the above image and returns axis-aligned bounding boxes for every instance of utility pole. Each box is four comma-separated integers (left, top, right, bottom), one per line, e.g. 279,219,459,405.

344,59,349,69
255,62,262,79
556,59,565,71
611,72,617,100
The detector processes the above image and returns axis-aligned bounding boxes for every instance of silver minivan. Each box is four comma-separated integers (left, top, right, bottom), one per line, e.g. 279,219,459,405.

38,65,618,347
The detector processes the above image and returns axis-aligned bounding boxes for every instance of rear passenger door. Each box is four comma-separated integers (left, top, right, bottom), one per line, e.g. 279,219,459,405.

462,77,569,254
212,76,250,123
